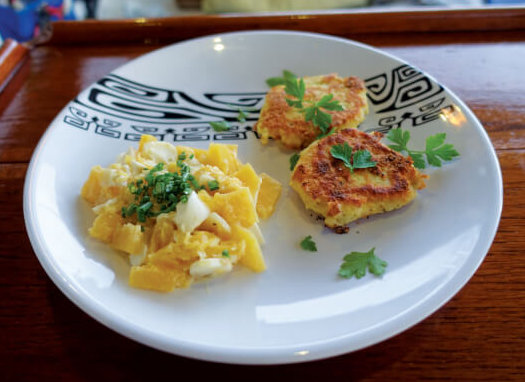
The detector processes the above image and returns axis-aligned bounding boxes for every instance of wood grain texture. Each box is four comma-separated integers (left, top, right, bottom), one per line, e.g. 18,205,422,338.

0,9,524,381
0,39,29,93
48,8,525,45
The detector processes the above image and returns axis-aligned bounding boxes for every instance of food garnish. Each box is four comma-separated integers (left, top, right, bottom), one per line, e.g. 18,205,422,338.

210,120,231,132
290,128,427,231
257,71,367,149
300,235,317,252
289,153,300,171
338,248,387,279
237,108,248,122
122,159,199,223
270,70,344,136
265,69,296,87
209,106,251,132
386,128,460,169
207,179,220,191
81,135,282,292
330,142,377,173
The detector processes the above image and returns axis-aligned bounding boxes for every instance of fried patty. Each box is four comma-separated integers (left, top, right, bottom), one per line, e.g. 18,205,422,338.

255,74,368,150
290,128,427,232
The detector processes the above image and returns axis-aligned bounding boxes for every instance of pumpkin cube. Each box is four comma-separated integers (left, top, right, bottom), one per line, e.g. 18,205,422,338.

198,212,232,239
149,216,175,253
256,173,282,219
88,211,122,243
234,163,262,200
206,143,239,175
232,224,266,272
81,165,104,205
149,242,189,267
129,264,190,292
112,223,145,254
212,187,258,227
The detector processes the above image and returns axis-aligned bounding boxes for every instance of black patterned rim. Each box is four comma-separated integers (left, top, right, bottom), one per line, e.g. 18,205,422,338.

63,65,457,142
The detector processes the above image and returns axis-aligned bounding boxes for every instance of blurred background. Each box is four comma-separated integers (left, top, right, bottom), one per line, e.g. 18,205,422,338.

1,0,524,43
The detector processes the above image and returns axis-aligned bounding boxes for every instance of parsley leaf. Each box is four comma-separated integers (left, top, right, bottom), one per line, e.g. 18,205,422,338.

330,142,376,172
338,248,387,279
289,153,300,171
385,127,410,153
266,70,297,87
304,103,333,135
330,142,353,167
409,152,426,170
303,94,343,136
237,108,248,122
266,76,286,87
210,121,231,132
317,94,343,111
266,70,344,136
352,149,376,170
300,235,317,252
284,76,305,109
424,133,460,167
222,249,230,258
386,128,460,169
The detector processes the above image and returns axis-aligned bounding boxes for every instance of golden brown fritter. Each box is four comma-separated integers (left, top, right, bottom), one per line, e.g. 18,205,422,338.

290,128,427,232
255,74,368,150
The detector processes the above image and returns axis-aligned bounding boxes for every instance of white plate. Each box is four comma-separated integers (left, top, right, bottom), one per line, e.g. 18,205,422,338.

24,31,502,364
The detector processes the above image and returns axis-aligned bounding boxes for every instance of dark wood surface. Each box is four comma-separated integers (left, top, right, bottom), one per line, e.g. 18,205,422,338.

0,39,29,93
1,9,524,381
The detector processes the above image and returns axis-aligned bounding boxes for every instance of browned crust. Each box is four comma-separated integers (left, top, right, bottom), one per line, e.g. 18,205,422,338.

290,128,427,229
255,74,368,149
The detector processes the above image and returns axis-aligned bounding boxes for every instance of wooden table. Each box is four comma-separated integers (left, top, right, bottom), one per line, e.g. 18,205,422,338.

1,8,524,381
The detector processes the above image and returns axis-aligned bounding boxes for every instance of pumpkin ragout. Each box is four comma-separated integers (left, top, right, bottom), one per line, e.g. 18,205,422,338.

81,135,281,292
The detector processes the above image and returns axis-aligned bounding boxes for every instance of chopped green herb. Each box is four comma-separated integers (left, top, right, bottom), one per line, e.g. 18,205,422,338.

150,162,164,173
121,203,137,218
222,249,230,258
226,103,257,122
338,247,387,279
385,128,460,169
237,109,248,122
188,174,200,190
121,157,198,223
300,235,317,252
289,153,300,171
210,121,231,132
128,183,138,194
208,180,220,191
330,142,376,173
136,201,153,222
